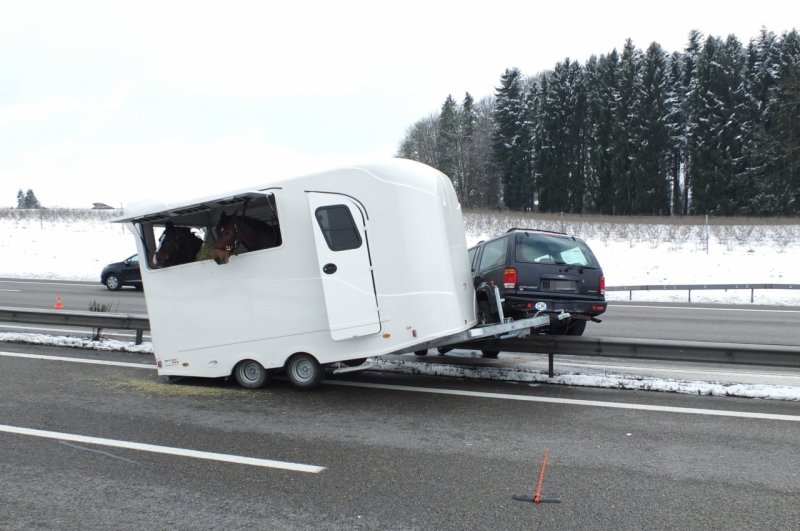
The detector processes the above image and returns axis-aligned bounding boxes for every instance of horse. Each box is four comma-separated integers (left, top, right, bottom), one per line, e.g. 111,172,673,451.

153,221,204,268
212,210,281,265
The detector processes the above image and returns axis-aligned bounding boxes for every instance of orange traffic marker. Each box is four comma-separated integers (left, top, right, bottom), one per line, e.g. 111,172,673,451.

513,449,561,504
54,296,63,310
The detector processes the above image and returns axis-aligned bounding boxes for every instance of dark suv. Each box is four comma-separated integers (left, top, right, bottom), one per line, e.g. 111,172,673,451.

469,228,606,336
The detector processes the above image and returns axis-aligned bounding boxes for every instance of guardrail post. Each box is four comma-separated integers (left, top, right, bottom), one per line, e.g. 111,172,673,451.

751,288,754,304
548,353,554,378
135,329,143,345
688,289,692,302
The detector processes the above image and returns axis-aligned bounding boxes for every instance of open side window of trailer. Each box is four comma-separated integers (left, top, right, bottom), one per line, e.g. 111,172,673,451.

124,191,282,270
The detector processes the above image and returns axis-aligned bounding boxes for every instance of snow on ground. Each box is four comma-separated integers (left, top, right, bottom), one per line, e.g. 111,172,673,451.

1,214,799,401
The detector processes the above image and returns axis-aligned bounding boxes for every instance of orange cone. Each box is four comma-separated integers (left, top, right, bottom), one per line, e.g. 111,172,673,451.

54,296,63,310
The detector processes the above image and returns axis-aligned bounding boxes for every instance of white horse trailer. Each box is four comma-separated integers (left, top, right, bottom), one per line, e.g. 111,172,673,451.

116,159,551,389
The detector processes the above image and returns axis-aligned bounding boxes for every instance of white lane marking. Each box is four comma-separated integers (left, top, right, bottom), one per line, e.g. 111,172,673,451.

609,304,800,314
0,289,22,292
327,381,800,422
5,350,798,422
0,351,155,369
0,423,325,473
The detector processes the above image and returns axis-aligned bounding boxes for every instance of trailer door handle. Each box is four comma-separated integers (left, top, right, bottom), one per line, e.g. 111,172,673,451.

323,263,337,275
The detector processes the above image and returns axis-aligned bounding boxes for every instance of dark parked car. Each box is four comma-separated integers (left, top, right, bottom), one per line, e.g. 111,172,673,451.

468,228,606,338
101,254,143,291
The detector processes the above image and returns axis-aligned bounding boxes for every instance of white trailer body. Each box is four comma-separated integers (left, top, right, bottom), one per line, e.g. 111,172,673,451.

115,159,477,386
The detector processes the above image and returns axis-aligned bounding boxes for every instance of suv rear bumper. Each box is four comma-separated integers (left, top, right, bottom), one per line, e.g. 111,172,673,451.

504,294,607,318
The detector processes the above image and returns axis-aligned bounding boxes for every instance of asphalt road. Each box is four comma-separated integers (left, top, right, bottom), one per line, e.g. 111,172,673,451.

1,278,798,346
1,342,799,530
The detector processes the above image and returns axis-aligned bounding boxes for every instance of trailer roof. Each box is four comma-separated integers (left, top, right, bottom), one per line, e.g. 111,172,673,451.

113,159,445,226
113,191,275,225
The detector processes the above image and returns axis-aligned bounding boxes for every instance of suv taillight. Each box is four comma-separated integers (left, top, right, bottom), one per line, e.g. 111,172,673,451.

599,274,606,295
502,268,517,289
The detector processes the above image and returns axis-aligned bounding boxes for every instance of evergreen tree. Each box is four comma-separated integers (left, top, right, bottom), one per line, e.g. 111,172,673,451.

613,39,642,214
584,52,619,214
682,30,704,213
631,42,671,214
665,51,686,215
437,94,460,187
690,35,748,214
741,28,781,213
17,189,41,208
764,30,800,214
492,68,533,210
534,59,586,213
459,93,477,207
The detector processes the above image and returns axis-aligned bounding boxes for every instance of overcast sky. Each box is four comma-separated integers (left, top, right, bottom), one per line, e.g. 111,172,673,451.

2,0,797,208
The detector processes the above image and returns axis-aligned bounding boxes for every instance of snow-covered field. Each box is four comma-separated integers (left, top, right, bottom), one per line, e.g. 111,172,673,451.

2,211,799,400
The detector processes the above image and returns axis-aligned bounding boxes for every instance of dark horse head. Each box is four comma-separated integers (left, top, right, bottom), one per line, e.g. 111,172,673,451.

153,221,203,268
213,210,280,265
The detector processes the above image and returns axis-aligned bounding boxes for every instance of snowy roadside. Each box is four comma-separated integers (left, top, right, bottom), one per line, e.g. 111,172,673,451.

3,331,798,402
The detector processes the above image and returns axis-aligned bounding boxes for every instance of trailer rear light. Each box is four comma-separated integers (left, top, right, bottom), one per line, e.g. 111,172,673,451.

599,274,606,295
502,268,517,289
593,304,606,311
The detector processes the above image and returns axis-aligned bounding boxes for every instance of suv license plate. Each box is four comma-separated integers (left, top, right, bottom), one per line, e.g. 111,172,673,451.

548,280,576,291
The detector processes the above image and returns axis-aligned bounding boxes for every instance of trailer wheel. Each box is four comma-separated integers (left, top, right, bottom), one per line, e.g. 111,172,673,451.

414,349,428,356
233,359,269,389
481,350,500,359
286,353,323,390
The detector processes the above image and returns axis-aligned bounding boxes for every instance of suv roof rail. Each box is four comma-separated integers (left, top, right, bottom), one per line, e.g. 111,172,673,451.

506,227,568,236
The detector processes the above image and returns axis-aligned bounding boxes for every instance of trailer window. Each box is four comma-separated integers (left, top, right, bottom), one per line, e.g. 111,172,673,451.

315,205,362,251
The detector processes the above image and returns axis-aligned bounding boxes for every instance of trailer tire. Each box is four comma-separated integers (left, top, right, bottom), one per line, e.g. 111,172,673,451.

286,353,323,390
414,350,428,356
481,350,500,359
233,359,269,389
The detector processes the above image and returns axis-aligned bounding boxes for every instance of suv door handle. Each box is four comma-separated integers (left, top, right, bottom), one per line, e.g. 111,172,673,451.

323,263,337,275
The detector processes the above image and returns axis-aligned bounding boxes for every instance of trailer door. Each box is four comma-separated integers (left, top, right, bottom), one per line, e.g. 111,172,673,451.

308,192,380,340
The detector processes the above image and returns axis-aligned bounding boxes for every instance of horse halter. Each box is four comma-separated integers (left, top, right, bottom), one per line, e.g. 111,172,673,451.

221,222,241,255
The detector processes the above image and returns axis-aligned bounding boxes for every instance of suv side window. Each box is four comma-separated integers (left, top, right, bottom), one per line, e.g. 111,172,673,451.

478,237,508,273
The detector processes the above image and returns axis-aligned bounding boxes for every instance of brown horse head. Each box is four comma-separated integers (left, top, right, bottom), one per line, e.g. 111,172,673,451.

213,210,281,265
212,210,240,265
153,221,203,268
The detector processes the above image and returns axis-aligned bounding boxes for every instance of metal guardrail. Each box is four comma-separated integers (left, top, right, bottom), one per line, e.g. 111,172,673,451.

442,334,800,377
607,283,799,303
0,307,150,345
1,307,798,377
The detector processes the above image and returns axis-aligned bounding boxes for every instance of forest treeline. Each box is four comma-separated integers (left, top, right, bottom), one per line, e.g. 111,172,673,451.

397,28,800,216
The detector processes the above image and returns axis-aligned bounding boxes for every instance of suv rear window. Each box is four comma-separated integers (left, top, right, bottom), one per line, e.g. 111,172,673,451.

515,233,597,267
